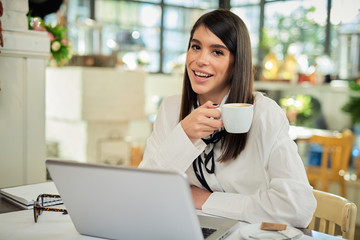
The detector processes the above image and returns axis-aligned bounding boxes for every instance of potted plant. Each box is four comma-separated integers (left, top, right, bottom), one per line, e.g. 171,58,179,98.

342,79,360,125
279,94,315,127
28,16,71,66
342,79,360,175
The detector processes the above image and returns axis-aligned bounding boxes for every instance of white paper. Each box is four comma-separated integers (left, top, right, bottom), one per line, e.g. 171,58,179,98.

0,182,61,209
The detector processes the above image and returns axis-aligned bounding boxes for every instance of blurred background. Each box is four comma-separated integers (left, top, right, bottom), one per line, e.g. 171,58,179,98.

30,0,360,77
1,0,360,234
22,0,360,177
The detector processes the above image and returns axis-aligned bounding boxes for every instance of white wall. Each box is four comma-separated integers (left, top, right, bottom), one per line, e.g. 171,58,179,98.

0,0,50,188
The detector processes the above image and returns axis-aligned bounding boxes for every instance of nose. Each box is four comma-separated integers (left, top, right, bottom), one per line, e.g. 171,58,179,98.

196,50,209,66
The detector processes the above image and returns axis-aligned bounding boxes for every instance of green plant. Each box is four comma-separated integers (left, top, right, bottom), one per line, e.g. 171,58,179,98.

342,80,360,124
260,28,278,57
28,16,71,66
260,6,326,60
280,94,315,126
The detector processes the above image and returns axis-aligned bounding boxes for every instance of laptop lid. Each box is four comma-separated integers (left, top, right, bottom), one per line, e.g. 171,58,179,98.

46,159,237,240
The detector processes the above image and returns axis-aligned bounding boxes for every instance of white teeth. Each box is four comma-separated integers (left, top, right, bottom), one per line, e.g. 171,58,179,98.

194,71,211,77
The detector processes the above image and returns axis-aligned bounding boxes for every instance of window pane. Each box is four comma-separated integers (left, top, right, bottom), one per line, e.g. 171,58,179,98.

264,0,327,60
231,0,260,5
164,0,218,9
330,0,360,79
231,6,260,64
164,7,184,30
92,0,161,71
68,0,90,23
101,24,118,55
95,0,117,22
164,7,207,30
139,4,162,28
141,28,160,51
164,30,188,52
96,1,161,28
101,26,159,53
163,52,186,73
131,0,161,3
143,51,160,72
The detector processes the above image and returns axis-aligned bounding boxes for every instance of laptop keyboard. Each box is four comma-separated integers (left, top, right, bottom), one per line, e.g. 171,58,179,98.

202,227,217,239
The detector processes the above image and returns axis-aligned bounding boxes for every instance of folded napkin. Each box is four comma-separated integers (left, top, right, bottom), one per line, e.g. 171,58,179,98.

240,223,303,240
280,227,303,239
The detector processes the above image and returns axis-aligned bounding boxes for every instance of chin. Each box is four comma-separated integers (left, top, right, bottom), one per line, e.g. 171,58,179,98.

190,85,209,96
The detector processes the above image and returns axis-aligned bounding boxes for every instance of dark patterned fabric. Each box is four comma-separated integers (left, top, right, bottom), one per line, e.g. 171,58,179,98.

192,99,226,192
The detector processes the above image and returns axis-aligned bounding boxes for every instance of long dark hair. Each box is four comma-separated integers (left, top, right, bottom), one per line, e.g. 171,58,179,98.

179,9,255,162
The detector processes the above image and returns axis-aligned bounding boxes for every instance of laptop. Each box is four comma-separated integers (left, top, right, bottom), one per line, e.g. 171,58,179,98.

46,159,239,240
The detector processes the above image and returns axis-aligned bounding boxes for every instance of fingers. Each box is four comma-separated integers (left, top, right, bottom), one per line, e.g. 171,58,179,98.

189,105,223,130
198,101,221,120
201,113,222,129
182,116,220,140
181,101,223,141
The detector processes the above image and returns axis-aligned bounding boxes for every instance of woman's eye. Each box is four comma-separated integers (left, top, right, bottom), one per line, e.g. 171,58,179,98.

214,50,224,56
191,44,200,50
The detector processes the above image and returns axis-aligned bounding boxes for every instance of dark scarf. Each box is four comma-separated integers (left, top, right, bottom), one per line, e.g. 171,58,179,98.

192,99,226,192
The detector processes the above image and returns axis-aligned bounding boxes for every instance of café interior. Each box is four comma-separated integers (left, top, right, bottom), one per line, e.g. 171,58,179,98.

1,0,360,239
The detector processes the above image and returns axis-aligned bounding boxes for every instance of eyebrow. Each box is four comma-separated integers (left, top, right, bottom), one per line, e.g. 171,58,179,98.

190,38,229,51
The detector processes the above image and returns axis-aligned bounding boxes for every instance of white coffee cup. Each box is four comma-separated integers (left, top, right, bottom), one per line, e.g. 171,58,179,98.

218,103,253,133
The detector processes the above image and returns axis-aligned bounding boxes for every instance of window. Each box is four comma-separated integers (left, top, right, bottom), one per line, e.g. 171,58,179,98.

67,0,218,73
162,7,210,73
66,0,360,77
264,1,327,59
231,5,260,65
330,0,360,80
231,0,360,80
94,1,161,71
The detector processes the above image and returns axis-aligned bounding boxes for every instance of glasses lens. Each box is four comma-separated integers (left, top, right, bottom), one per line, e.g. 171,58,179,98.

36,195,41,204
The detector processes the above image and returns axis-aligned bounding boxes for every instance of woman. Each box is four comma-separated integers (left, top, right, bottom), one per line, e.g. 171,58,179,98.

139,9,316,228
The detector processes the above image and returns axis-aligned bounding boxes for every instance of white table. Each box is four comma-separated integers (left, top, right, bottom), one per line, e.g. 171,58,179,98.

0,207,343,240
289,126,338,141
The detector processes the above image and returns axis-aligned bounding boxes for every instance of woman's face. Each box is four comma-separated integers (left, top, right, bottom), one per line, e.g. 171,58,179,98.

186,25,234,105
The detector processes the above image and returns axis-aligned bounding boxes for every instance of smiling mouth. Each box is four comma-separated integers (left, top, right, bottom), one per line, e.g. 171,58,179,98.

194,71,213,78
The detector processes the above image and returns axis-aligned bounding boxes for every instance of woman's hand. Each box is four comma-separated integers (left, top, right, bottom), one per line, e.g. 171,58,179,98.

191,185,211,209
181,101,223,142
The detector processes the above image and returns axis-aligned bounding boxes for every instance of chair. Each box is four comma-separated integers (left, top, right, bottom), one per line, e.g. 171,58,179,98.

308,189,357,240
306,129,355,197
354,155,360,179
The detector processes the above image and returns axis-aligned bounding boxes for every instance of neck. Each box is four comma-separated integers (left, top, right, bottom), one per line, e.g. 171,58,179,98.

198,89,229,106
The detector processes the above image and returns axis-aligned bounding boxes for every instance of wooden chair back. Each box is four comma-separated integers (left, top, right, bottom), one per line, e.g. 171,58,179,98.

308,189,357,240
341,129,355,175
306,129,354,197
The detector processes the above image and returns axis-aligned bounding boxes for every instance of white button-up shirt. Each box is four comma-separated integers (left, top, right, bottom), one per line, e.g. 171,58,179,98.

139,92,316,228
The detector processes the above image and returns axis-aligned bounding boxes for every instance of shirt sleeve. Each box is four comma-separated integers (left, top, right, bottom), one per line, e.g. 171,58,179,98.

139,96,206,173
202,96,317,228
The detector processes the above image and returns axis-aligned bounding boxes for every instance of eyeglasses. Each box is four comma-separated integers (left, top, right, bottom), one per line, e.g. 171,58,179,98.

33,194,68,223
